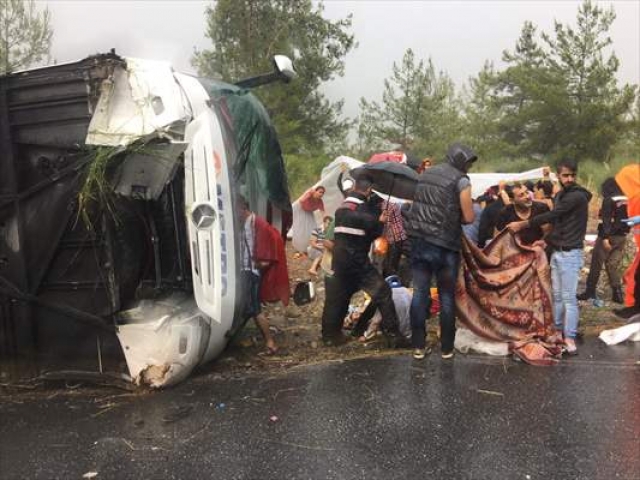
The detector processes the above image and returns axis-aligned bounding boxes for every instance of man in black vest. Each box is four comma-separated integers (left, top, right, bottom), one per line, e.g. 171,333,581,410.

321,174,408,348
404,143,478,360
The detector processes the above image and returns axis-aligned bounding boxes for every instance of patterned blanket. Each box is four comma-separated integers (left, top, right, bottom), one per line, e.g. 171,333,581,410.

456,230,564,365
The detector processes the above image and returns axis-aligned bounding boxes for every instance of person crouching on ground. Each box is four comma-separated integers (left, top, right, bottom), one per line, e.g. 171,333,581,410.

404,143,478,360
321,174,409,348
508,159,592,355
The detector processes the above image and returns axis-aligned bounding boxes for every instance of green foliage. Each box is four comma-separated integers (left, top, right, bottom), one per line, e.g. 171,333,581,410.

484,1,637,163
77,146,122,231
355,0,637,172
493,21,550,157
356,48,461,158
541,0,636,161
192,0,355,156
0,0,52,74
577,156,632,193
460,61,511,160
283,153,329,199
612,93,640,161
76,143,175,231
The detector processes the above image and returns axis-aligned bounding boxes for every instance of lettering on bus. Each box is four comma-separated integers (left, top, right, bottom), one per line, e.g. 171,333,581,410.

217,183,228,296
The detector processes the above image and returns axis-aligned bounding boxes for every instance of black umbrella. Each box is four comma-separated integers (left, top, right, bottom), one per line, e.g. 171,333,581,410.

351,161,418,200
404,152,423,171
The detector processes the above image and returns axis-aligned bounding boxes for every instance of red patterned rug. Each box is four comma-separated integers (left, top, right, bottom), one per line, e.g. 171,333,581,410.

456,230,564,366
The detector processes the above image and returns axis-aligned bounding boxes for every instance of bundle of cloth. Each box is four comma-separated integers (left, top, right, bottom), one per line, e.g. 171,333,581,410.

456,230,564,366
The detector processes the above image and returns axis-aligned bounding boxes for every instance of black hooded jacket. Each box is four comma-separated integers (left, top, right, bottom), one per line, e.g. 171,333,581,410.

404,144,477,251
332,192,384,275
529,183,592,250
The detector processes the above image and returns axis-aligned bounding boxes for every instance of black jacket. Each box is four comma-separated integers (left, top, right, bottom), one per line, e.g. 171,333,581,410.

530,183,592,250
404,162,466,251
332,192,383,275
598,196,629,238
477,198,505,248
404,143,476,252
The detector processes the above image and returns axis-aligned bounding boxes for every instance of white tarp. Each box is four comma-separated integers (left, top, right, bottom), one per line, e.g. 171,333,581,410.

598,322,640,345
467,167,558,199
294,156,558,214
454,327,510,356
313,155,362,215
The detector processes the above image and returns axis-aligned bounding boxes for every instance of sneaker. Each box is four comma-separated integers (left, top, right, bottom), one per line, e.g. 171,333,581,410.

441,350,455,359
563,338,578,355
412,346,432,360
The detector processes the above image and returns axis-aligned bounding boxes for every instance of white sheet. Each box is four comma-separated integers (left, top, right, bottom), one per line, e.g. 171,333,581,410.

295,156,558,214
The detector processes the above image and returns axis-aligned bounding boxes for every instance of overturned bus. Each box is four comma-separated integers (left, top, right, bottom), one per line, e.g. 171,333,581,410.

0,51,294,387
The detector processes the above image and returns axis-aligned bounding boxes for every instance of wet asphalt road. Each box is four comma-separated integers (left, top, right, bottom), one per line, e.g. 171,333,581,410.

1,339,639,480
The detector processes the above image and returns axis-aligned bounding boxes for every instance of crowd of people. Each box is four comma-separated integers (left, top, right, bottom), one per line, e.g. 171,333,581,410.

243,144,636,359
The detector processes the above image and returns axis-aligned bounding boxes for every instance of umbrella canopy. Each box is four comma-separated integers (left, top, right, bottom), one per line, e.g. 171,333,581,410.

351,161,418,200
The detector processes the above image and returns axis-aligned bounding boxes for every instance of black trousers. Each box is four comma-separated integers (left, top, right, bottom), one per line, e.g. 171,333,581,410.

382,240,404,278
321,264,399,339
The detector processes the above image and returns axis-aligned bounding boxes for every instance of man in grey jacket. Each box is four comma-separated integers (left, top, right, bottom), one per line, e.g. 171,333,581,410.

404,143,478,360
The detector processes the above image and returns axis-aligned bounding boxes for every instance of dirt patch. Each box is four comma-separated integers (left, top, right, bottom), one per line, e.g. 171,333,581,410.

201,240,631,379
203,242,403,378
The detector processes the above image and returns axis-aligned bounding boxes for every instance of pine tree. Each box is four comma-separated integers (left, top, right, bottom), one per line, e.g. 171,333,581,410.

462,61,507,160
0,0,52,74
192,0,355,155
357,49,458,156
541,0,635,161
488,1,636,162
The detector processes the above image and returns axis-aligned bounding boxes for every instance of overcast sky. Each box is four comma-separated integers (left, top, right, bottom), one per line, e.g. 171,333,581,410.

41,0,639,121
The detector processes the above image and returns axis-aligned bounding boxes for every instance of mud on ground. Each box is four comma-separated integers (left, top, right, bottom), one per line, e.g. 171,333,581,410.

203,241,631,378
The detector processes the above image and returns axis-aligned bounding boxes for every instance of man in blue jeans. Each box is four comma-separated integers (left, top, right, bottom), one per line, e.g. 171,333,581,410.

404,143,478,359
509,159,592,355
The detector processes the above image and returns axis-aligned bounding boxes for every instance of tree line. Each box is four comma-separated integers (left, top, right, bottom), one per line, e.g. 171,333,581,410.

357,1,638,180
194,0,638,195
3,0,638,197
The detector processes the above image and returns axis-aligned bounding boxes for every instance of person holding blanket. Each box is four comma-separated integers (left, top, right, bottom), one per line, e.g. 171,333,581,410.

509,159,592,355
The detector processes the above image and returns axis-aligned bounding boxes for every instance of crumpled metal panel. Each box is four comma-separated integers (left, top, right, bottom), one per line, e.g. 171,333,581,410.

86,58,189,147
116,293,211,388
113,141,187,200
